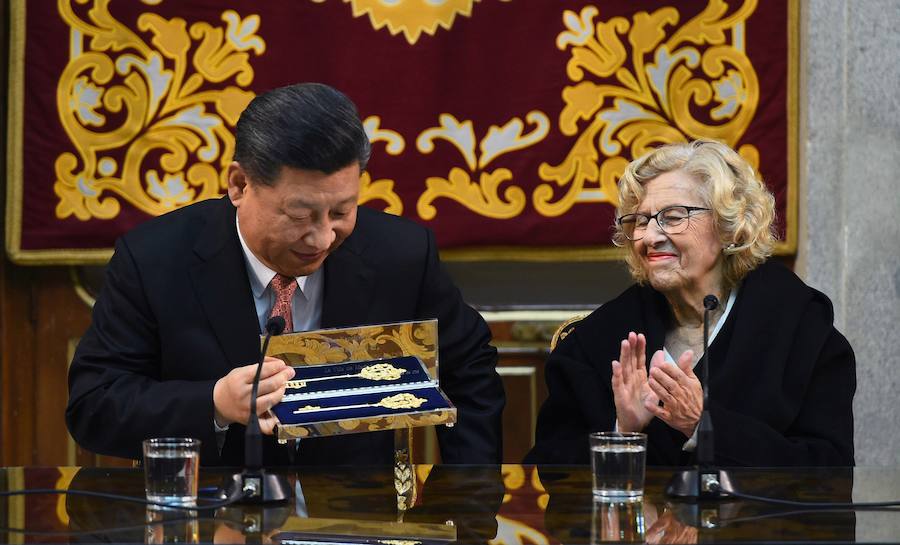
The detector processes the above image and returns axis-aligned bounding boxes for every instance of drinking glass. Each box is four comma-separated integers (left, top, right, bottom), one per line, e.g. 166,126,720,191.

590,432,647,500
142,438,201,508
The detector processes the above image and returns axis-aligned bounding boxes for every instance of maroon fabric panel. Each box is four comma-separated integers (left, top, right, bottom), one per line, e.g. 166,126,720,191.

15,0,789,255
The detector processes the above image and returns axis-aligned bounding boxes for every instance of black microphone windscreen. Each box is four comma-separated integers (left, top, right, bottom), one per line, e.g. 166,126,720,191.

265,315,286,336
703,294,719,310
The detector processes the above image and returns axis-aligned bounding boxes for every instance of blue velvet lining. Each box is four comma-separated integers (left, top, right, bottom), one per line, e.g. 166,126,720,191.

287,356,432,395
273,387,450,426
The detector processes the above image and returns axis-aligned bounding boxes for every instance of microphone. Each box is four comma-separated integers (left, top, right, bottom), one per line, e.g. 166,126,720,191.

665,294,737,500
697,296,716,466
246,316,286,469
221,315,292,503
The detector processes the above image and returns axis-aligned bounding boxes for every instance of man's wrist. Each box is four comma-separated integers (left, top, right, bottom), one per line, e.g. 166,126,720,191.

212,378,232,429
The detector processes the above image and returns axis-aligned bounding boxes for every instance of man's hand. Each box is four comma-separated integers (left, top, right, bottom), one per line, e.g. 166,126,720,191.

213,357,295,434
645,350,703,437
611,332,658,432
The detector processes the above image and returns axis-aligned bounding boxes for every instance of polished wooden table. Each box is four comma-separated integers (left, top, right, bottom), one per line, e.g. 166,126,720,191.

2,465,898,543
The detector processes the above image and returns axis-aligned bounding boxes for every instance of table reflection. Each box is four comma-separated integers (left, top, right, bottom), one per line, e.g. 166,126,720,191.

538,466,856,544
144,508,199,544
0,465,873,543
589,499,702,544
591,499,646,543
60,465,503,543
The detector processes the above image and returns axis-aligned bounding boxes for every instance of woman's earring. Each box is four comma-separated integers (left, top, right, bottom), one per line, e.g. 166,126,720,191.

724,242,737,252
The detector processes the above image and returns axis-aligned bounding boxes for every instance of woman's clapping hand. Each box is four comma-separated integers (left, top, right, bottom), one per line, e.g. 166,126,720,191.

611,332,658,432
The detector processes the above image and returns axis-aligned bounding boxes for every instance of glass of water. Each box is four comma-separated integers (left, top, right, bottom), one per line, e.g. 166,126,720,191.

142,438,201,508
590,431,647,501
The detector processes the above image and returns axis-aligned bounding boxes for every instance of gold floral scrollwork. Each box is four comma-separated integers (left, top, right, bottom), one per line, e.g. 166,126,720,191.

500,464,525,504
530,466,549,510
535,0,760,217
54,1,264,221
270,323,437,369
274,337,355,365
360,116,404,214
374,323,436,362
416,112,548,221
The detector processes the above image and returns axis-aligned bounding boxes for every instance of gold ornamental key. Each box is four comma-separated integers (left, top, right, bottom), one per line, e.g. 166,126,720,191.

292,393,428,415
286,362,407,389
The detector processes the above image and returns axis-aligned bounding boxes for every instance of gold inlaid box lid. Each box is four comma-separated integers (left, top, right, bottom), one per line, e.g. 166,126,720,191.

267,320,457,442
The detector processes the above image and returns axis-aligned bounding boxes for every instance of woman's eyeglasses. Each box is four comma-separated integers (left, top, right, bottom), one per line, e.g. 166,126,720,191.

616,205,711,241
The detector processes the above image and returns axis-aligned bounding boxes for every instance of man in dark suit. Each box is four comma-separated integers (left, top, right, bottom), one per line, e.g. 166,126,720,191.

66,83,505,466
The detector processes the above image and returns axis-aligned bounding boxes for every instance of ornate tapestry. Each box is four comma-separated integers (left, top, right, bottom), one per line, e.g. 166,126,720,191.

5,0,797,264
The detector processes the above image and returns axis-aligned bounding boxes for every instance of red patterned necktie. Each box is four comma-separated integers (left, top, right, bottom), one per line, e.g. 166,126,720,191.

268,274,298,333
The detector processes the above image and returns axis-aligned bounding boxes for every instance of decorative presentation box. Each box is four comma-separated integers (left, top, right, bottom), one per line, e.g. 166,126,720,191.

268,320,456,443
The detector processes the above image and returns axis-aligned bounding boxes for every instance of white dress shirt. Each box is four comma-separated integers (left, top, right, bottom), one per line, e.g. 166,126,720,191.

213,217,325,436
235,216,323,333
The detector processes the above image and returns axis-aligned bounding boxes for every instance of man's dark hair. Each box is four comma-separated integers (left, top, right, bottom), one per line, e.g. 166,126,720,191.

233,83,371,184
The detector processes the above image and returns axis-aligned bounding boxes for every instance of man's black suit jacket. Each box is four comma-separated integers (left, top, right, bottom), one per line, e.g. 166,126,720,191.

66,197,505,466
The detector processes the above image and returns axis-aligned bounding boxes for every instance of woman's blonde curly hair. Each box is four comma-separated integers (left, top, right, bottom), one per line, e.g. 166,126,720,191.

613,139,776,288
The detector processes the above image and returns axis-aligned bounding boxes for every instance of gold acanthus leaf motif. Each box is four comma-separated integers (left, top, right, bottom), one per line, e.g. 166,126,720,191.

413,324,437,345
535,0,761,218
281,335,381,363
359,116,404,214
374,324,436,363
418,114,477,171
364,115,405,155
418,168,525,221
415,112,548,220
480,111,550,169
336,337,382,362
273,338,350,365
360,172,404,215
54,1,264,221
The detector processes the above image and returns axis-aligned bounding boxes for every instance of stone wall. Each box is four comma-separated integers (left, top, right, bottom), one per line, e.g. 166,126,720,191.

799,0,900,466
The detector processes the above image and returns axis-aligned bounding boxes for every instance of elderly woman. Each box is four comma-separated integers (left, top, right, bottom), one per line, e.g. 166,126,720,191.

526,140,855,466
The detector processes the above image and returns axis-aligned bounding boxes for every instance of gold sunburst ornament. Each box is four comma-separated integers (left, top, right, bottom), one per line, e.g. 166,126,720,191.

327,0,511,45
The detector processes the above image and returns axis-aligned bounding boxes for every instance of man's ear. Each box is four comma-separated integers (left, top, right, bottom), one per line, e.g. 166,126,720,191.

227,162,248,206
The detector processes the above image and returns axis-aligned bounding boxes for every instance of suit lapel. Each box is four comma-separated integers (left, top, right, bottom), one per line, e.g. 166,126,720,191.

189,198,260,370
321,233,376,328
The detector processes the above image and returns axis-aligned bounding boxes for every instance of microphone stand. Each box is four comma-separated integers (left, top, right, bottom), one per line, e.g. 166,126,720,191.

665,294,737,501
221,316,293,503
